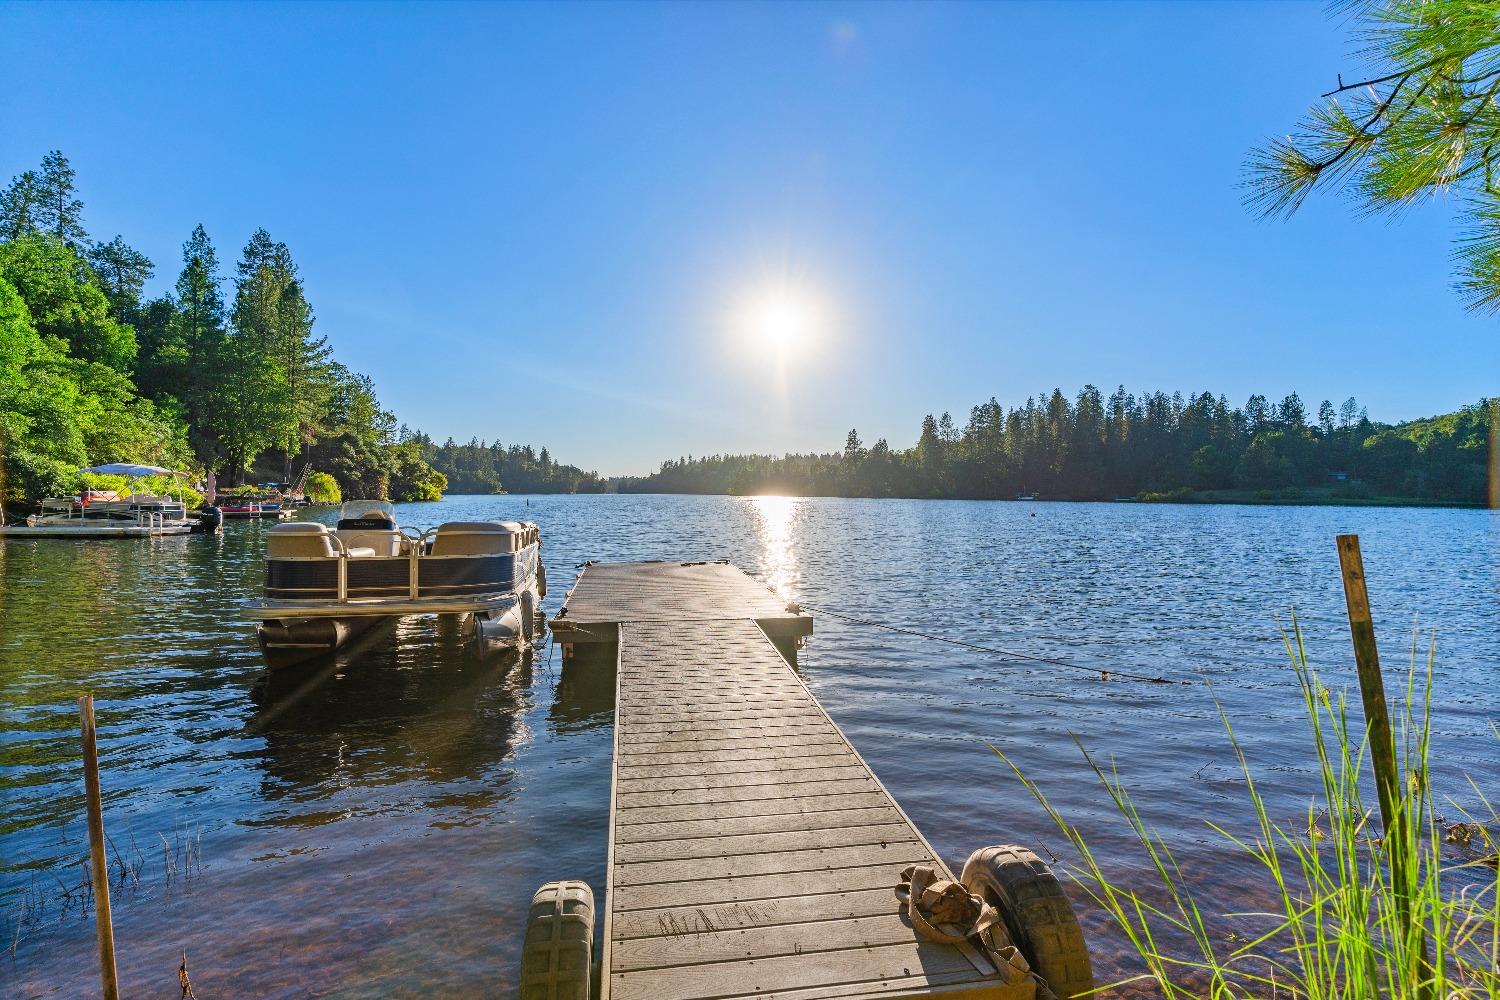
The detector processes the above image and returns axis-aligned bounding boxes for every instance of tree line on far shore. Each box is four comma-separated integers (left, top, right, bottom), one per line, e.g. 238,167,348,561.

618,389,1493,505
413,435,606,494
6,152,1485,509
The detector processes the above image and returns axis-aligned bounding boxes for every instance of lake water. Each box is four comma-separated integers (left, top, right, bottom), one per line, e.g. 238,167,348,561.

2,495,1496,998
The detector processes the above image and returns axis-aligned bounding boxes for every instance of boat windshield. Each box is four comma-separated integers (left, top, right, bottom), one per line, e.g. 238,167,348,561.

338,500,397,526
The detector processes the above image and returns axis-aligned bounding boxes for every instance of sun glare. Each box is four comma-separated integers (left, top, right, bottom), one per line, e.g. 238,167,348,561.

737,285,826,360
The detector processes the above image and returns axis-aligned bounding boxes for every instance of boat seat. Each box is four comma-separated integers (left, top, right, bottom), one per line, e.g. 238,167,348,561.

430,522,519,556
335,528,405,557
266,522,339,559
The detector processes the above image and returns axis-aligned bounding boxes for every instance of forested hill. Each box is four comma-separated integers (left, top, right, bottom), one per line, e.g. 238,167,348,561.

618,391,1494,505
0,150,595,506
413,436,606,494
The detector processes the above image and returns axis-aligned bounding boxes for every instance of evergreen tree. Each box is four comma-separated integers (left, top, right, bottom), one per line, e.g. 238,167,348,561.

0,170,42,240
177,225,225,345
130,295,180,398
230,229,331,476
87,235,154,320
1318,399,1336,439
915,414,947,495
35,151,88,251
149,225,229,460
1245,394,1271,435
1277,392,1307,429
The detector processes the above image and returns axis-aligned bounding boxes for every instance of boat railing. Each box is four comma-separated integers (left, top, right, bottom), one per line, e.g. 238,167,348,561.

27,500,175,533
317,527,428,602
270,526,530,604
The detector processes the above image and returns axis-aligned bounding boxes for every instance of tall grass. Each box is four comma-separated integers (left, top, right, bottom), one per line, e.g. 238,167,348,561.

998,620,1499,999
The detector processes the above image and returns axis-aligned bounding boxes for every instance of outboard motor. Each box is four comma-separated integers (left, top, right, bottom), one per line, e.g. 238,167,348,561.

194,505,223,533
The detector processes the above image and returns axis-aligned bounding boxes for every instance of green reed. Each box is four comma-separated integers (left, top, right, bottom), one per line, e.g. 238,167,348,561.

997,620,1499,999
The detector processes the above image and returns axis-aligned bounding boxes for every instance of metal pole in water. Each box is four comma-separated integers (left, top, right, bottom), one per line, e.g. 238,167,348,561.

78,694,121,1000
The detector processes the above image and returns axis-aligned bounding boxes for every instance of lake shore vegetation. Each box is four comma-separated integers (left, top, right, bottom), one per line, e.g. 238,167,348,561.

0,150,449,504
1000,624,1499,999
413,435,606,495
4,148,1486,510
0,151,595,507
618,391,1494,506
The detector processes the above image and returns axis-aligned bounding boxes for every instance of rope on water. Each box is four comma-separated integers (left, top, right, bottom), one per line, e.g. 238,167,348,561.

798,604,1191,686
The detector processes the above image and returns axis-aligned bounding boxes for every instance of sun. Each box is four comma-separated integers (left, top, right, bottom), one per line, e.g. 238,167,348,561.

737,285,826,360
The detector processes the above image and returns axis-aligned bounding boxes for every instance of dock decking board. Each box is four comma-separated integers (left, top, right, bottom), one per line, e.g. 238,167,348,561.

555,562,1021,1000
549,560,813,646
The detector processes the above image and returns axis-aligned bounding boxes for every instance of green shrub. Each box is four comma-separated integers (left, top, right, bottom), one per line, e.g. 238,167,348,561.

1137,487,1197,503
389,450,446,502
78,471,129,496
2,450,76,506
1334,480,1374,501
304,471,341,504
140,475,202,508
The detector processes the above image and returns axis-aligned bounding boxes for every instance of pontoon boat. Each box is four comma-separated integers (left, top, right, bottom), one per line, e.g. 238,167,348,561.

1,464,221,538
245,500,546,667
221,495,295,519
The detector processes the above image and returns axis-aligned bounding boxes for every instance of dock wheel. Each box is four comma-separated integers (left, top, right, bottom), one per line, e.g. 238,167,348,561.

519,880,594,1000
961,845,1092,1000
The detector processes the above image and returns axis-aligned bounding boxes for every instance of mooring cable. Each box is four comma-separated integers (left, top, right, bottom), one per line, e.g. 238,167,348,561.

797,603,1191,685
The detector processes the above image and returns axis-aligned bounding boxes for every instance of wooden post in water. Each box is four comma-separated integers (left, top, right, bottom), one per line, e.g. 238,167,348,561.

1334,536,1402,832
1335,534,1430,997
79,694,121,1000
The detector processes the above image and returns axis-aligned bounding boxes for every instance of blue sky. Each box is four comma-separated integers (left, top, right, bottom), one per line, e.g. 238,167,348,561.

3,1,1493,476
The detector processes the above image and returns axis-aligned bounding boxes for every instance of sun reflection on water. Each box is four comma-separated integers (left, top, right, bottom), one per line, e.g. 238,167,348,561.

749,495,803,599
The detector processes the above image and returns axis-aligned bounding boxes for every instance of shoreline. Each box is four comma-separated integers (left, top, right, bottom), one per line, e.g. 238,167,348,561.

419,490,1488,511
1131,490,1485,510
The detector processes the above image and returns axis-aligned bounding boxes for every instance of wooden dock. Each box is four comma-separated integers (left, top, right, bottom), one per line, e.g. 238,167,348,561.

549,560,813,654
548,561,1032,1000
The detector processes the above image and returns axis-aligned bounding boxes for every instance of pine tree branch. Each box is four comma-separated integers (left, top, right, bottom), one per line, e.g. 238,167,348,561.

1301,74,1413,176
1321,58,1446,97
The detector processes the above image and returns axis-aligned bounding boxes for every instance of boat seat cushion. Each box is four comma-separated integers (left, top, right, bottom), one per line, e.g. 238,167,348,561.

430,522,518,556
266,523,338,559
336,528,405,557
344,546,377,558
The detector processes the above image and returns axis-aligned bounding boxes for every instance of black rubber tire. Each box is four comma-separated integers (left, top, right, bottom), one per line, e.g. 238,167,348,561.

961,844,1093,999
518,880,593,1000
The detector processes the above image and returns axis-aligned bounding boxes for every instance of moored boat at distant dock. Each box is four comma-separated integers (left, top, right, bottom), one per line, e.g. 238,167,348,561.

245,500,545,667
0,464,221,538
220,495,296,519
